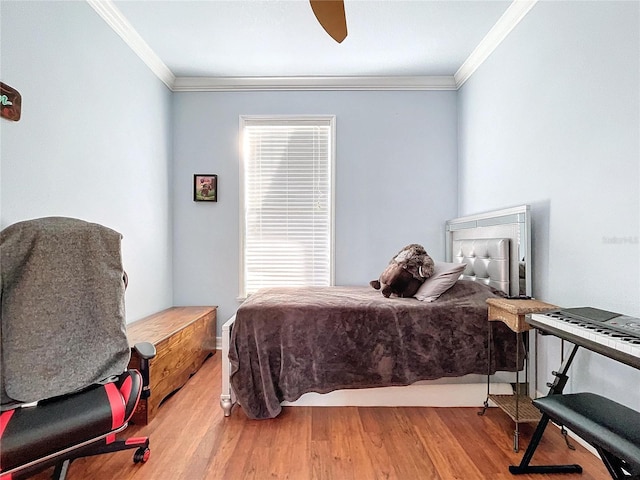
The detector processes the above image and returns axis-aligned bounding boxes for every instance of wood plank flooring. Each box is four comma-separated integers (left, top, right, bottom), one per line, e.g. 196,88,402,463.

31,353,609,480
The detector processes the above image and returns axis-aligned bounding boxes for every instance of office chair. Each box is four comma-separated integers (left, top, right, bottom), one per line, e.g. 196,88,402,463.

0,217,156,480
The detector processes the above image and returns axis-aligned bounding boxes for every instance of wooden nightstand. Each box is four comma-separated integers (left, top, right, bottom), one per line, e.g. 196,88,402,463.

480,297,557,452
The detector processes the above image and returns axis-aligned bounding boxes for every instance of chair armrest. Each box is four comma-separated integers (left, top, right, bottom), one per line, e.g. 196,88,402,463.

133,341,156,360
132,342,155,399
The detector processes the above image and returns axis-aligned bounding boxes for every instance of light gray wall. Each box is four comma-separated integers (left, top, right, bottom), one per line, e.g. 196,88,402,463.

172,91,458,329
0,1,174,322
458,1,640,408
7,1,636,412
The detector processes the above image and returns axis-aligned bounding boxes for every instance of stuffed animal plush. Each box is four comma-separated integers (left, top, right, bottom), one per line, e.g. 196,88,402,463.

370,244,435,298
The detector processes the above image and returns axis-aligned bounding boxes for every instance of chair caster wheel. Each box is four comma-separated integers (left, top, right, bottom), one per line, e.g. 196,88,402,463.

133,447,150,463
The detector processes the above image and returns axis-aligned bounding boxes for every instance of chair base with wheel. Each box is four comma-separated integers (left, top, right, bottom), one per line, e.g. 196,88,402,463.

1,354,155,480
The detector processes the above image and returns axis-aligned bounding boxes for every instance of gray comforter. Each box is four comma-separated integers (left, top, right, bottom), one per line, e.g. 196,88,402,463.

229,280,521,419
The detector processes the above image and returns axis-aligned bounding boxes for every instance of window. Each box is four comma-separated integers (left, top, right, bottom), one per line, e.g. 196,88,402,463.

240,116,335,297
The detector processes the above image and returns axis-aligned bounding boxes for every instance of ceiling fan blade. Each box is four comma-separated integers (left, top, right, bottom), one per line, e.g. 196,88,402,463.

309,0,347,43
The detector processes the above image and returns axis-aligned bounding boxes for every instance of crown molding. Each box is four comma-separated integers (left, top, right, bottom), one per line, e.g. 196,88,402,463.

86,0,175,89
455,0,538,88
88,0,536,92
172,75,457,92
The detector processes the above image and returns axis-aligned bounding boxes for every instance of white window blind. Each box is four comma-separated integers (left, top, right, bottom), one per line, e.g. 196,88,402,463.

240,116,334,297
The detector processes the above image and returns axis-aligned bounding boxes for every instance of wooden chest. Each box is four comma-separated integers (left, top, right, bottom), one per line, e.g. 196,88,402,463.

126,306,217,425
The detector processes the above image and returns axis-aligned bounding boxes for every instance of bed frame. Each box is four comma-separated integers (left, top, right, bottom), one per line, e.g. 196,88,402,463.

220,205,532,416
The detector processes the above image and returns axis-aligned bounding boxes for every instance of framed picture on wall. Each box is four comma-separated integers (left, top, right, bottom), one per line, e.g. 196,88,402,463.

193,174,218,202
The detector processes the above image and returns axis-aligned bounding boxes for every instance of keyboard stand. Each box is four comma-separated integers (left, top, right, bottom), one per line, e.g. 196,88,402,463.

509,343,583,475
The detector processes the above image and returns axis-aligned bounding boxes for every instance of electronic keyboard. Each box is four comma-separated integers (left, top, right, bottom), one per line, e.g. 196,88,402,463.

527,307,640,370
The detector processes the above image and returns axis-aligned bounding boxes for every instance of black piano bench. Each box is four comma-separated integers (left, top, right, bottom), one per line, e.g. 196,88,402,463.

510,392,640,479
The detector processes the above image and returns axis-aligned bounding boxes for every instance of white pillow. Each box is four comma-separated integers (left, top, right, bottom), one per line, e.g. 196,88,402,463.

414,261,466,302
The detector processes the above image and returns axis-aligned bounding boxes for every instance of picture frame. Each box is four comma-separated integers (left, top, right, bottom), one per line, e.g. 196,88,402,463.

193,174,218,202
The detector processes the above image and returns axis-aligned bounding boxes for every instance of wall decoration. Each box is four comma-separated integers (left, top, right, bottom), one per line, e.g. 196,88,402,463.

194,174,218,202
1,82,21,121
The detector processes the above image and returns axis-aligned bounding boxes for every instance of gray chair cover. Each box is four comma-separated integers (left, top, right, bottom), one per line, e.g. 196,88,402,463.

1,217,130,406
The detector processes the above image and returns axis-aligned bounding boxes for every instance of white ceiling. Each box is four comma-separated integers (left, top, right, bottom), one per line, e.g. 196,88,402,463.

109,0,514,80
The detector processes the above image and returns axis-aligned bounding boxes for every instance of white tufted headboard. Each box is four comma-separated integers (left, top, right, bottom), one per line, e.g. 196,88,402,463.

446,205,531,297
452,238,510,294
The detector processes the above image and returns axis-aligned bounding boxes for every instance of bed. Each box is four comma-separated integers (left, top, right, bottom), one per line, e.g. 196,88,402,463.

221,205,532,419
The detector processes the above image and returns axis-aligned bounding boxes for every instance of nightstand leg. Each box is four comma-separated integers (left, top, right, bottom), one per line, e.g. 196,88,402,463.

479,321,493,416
514,332,520,452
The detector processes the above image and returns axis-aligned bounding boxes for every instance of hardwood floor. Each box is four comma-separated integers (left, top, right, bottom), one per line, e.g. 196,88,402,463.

31,353,608,480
